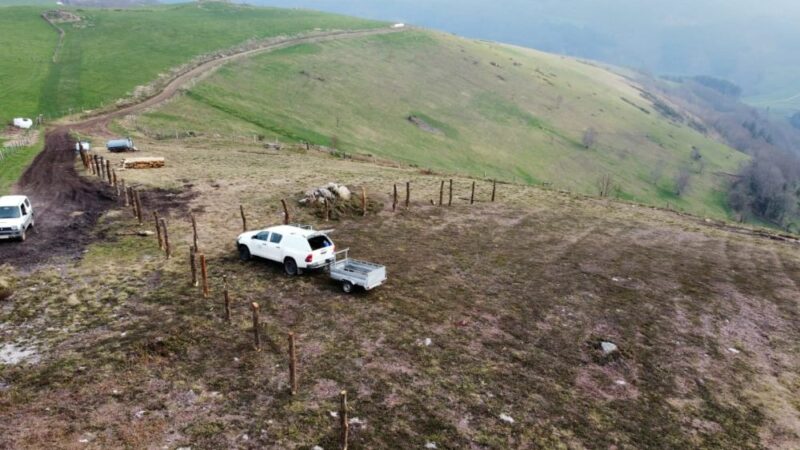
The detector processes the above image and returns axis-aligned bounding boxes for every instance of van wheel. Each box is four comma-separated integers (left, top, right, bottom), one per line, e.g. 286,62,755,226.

238,245,251,261
19,229,26,242
342,280,354,293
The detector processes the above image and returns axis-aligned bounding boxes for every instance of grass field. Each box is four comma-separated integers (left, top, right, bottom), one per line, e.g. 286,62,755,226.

2,135,798,448
0,3,384,124
0,7,57,124
137,30,749,220
0,140,44,195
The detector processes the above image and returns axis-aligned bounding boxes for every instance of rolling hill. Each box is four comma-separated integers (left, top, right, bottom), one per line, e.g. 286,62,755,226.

0,3,384,123
135,29,748,219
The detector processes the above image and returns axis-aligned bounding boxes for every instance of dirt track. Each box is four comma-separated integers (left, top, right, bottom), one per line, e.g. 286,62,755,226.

0,27,401,267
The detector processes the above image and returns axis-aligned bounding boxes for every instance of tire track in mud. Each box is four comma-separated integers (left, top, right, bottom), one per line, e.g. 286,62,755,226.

0,27,403,268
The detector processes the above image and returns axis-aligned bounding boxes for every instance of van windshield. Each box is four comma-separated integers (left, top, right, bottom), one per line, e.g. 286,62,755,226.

308,235,332,251
0,206,21,219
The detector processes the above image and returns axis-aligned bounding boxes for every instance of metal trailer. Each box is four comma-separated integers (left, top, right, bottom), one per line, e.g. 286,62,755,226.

328,249,386,293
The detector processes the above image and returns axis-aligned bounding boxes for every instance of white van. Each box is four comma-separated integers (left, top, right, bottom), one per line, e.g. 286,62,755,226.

0,195,35,241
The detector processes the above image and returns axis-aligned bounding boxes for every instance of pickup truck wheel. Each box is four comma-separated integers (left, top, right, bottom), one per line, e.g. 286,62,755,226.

19,228,26,242
284,258,298,276
238,245,251,261
342,280,354,293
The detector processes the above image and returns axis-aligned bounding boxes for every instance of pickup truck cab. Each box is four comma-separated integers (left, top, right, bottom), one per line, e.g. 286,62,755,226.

237,224,335,275
0,195,35,241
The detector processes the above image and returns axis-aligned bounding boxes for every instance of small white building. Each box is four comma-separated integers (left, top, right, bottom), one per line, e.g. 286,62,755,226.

392,23,406,29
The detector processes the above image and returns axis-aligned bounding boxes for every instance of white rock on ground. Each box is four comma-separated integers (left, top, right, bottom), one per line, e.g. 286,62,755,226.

600,341,618,354
425,442,438,449
499,413,515,423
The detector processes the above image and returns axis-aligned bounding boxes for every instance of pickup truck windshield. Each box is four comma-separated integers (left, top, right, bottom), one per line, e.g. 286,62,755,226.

308,235,332,250
0,206,21,219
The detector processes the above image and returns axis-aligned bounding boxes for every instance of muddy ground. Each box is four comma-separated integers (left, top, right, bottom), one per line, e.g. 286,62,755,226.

1,133,798,449
0,130,116,267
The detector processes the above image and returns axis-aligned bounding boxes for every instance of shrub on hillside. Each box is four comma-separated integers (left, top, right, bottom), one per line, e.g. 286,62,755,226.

728,150,800,227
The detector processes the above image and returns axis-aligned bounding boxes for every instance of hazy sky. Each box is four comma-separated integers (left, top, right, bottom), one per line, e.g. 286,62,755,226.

250,0,800,100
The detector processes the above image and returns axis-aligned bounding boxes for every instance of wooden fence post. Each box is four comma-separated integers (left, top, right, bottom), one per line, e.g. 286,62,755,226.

160,218,170,258
190,213,199,252
470,181,476,205
340,390,349,450
361,187,367,217
251,302,261,351
200,254,209,298
449,179,453,206
122,180,128,206
135,190,144,224
240,205,247,232
153,212,163,250
392,184,397,212
223,276,231,322
439,180,444,206
281,199,290,225
189,246,198,287
288,332,298,395
405,182,410,208
105,160,112,185
128,187,136,215
112,169,117,188
491,179,497,202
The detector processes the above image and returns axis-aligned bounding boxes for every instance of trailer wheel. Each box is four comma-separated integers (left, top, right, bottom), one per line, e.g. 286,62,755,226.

284,258,299,276
342,280,354,293
238,245,251,261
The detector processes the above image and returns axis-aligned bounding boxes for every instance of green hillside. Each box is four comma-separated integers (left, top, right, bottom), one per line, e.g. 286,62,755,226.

0,3,383,123
0,7,57,123
137,30,748,218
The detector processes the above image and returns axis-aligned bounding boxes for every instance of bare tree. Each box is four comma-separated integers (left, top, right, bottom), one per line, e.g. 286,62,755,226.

597,174,613,197
674,167,691,196
582,128,598,149
649,160,665,185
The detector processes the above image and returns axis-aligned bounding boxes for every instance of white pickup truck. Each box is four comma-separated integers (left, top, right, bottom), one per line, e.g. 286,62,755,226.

0,195,35,241
237,224,335,276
